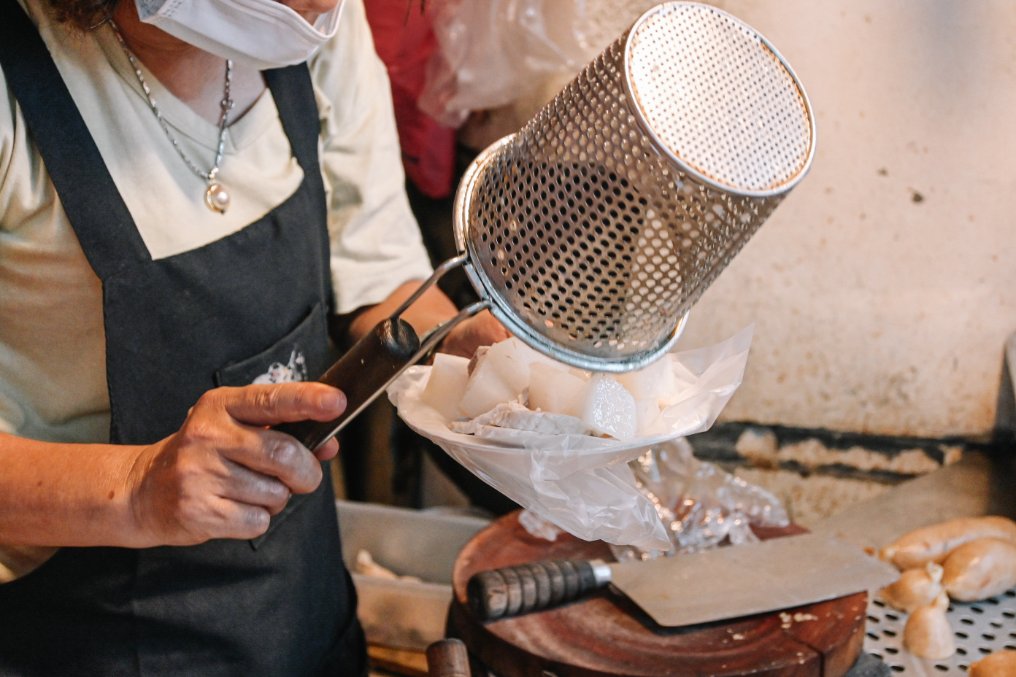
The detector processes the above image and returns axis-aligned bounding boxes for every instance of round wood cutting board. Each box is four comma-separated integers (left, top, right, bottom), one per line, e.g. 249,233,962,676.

447,511,867,676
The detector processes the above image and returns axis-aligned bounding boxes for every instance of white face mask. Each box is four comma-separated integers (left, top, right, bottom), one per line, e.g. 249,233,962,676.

135,0,342,71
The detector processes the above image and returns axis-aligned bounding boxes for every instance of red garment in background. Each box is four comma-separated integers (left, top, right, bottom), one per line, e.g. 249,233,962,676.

364,1,457,199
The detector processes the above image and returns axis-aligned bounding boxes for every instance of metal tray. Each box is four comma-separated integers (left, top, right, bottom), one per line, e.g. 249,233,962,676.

864,586,1016,675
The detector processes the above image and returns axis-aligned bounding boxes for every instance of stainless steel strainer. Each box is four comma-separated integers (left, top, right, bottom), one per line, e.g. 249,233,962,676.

281,1,816,448
454,1,815,371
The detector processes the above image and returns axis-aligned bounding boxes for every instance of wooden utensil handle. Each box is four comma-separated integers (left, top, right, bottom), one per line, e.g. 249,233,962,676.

466,559,603,621
273,317,420,450
426,638,471,677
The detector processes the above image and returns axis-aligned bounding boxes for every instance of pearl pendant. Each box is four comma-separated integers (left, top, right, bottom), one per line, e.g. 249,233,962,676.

204,182,231,214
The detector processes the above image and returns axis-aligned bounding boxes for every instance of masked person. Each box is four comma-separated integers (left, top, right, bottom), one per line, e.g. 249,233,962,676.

0,0,509,673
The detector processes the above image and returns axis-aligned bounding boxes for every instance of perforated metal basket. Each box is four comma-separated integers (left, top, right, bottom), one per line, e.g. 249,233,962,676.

454,1,815,372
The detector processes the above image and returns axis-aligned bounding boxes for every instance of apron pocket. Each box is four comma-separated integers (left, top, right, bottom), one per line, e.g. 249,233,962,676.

215,302,331,388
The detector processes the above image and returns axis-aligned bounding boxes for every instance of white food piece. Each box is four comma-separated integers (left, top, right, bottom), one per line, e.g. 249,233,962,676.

449,337,689,440
903,592,955,660
616,355,679,434
458,352,522,419
879,562,943,613
528,365,589,418
879,515,1016,570
969,650,1016,677
353,550,420,582
616,354,676,402
481,337,554,393
941,537,1016,602
450,401,595,436
581,374,637,441
458,338,555,418
421,353,470,420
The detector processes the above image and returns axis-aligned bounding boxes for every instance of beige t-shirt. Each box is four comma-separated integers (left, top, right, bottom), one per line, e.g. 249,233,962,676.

0,0,435,580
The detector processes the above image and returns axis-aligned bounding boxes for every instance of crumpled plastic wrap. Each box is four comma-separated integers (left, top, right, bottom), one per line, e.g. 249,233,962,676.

609,438,790,562
387,327,754,552
419,0,597,127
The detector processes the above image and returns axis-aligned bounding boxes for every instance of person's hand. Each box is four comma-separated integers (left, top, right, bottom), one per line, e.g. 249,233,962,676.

124,382,346,546
437,310,511,358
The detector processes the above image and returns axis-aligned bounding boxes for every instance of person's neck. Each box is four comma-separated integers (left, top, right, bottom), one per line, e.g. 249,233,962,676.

111,2,265,124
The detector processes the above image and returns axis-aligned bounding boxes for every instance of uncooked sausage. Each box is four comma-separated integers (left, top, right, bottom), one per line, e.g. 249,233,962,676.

880,516,1016,570
941,537,1016,602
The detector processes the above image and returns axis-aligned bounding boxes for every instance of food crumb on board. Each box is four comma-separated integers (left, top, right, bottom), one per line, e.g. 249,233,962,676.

779,611,819,629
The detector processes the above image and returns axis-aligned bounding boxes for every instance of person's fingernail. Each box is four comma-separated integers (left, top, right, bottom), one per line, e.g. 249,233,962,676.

321,391,345,410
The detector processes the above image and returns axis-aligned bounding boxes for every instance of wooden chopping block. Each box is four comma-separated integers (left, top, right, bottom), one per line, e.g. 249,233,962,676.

447,511,867,677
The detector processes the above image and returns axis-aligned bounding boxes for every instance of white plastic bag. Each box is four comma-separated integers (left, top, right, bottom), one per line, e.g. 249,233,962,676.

387,327,754,552
419,0,597,127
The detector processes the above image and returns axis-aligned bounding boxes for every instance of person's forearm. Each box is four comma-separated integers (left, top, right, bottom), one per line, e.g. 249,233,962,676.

1,384,347,550
0,434,142,548
346,281,458,344
343,280,512,359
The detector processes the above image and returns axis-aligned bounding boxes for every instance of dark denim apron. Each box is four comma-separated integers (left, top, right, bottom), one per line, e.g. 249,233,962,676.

0,5,366,675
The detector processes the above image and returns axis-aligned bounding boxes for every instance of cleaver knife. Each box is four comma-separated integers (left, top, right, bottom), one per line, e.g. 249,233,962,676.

467,532,898,627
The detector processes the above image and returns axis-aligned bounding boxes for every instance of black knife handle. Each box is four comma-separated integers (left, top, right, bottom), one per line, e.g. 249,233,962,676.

273,317,420,450
466,559,604,621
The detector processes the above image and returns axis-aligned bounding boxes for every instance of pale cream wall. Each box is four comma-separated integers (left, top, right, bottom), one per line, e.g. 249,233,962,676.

458,1,1015,439
581,0,1016,439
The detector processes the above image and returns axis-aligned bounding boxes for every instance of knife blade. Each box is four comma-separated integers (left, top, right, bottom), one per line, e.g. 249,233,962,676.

467,532,898,627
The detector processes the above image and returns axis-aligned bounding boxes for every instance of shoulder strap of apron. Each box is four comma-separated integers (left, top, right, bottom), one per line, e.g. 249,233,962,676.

263,65,323,198
263,64,332,309
0,1,149,279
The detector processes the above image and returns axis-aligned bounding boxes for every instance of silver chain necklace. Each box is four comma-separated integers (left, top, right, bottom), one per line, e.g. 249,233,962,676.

110,22,235,214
